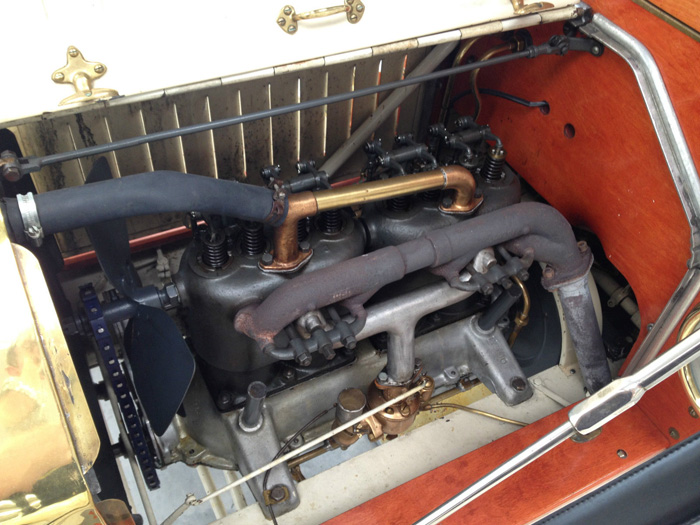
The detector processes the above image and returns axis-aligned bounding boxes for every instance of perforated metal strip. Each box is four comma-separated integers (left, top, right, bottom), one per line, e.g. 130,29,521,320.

80,284,160,489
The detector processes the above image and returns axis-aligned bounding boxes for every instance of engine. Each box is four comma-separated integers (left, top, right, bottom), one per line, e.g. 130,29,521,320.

1,15,655,522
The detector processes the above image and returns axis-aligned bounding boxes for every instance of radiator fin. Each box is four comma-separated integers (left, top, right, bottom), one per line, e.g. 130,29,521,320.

10,46,433,255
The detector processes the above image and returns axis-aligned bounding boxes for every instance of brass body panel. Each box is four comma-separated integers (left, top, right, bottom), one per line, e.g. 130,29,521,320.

0,212,101,524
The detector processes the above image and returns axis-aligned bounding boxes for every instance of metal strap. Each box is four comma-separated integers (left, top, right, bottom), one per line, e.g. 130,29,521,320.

16,193,43,245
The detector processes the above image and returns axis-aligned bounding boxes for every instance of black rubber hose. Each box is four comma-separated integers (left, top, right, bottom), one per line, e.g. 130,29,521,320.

2,161,286,239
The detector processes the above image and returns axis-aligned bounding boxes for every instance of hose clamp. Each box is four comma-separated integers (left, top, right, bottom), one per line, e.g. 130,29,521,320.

16,193,44,246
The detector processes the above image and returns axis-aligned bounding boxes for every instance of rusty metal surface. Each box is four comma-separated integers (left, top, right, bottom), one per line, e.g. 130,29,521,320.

237,201,591,347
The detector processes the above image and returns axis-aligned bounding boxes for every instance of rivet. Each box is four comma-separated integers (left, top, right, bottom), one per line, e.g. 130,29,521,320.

53,72,65,81
669,427,680,440
616,449,627,458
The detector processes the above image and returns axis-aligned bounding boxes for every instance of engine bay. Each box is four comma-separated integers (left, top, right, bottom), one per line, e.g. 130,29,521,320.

3,8,677,523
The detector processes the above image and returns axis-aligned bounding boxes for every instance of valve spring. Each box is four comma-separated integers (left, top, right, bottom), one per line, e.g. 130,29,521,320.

241,221,266,256
202,232,229,269
386,196,412,212
420,189,442,202
297,217,310,242
320,210,343,234
483,148,506,182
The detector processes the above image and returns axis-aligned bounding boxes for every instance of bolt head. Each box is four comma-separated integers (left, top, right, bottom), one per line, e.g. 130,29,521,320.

53,72,65,81
261,252,274,265
378,372,388,382
299,240,311,252
270,485,286,503
94,64,105,73
2,166,21,182
297,352,312,367
511,377,527,392
218,391,232,406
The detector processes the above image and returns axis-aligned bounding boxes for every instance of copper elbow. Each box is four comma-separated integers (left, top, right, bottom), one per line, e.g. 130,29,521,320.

439,165,483,214
265,166,481,272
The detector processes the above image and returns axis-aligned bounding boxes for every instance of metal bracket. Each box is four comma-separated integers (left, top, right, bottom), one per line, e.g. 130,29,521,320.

511,0,554,15
16,193,43,246
52,46,118,106
277,0,365,34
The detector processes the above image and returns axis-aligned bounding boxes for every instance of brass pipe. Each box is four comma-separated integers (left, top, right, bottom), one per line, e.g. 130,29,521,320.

423,402,527,427
439,38,481,125
678,304,700,409
508,276,531,346
471,43,513,122
287,442,333,469
262,166,482,272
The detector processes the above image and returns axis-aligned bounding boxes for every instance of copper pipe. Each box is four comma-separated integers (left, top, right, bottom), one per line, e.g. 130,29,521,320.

262,166,481,272
508,276,531,346
439,38,481,125
471,43,513,122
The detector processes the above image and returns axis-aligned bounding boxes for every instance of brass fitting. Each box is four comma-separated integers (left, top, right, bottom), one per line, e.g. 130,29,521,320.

366,376,435,437
261,166,482,272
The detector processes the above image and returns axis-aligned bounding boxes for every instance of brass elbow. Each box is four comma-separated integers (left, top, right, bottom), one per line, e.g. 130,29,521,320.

260,166,482,273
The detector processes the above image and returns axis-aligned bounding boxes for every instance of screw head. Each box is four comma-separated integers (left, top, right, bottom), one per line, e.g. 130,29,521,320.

94,64,105,74
283,369,294,380
68,47,79,57
85,91,93,97
288,25,296,33
592,45,600,54
543,266,555,279
349,13,358,21
617,449,627,458
277,17,286,26
647,323,655,332
356,3,364,11
53,72,65,81
690,406,699,418
284,6,292,15
669,427,680,440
